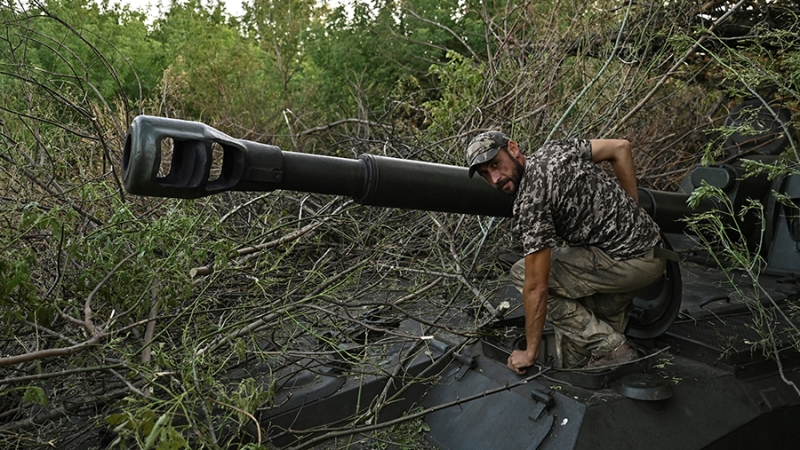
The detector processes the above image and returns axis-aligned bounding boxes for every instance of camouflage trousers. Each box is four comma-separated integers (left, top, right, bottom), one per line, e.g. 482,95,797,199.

510,245,666,368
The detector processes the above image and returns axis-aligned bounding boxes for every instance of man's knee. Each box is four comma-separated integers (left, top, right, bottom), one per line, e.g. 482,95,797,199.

546,296,592,328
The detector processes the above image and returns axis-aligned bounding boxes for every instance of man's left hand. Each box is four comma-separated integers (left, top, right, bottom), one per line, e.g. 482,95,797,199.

507,349,536,375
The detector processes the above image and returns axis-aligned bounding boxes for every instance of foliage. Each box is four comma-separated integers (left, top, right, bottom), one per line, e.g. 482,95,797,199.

1,0,800,448
685,181,800,382
678,0,800,394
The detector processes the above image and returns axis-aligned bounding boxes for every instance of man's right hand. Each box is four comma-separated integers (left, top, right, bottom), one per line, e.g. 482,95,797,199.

507,349,537,375
513,249,550,376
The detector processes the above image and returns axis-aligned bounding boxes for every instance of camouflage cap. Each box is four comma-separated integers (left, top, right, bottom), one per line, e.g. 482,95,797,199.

465,131,510,178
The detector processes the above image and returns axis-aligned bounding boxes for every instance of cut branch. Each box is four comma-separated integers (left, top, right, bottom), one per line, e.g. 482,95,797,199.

191,200,354,277
0,334,104,367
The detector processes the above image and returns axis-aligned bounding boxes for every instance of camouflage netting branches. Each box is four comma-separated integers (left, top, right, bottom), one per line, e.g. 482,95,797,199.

420,0,800,188
1,0,799,448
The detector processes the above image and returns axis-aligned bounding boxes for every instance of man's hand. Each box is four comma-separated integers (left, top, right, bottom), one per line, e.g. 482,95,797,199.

507,349,537,375
507,248,551,375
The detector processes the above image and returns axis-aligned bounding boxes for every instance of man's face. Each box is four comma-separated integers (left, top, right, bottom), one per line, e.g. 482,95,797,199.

475,146,524,195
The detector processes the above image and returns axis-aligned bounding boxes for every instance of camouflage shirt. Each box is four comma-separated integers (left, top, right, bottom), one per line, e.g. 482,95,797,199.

512,139,661,259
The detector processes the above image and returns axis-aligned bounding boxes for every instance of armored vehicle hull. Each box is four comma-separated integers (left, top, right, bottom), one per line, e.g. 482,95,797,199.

122,102,800,448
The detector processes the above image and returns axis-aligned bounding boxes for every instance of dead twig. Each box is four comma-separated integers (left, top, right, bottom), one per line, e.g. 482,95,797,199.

207,397,263,444
191,200,353,277
198,258,370,356
141,279,159,364
285,366,552,450
84,252,139,337
608,0,748,136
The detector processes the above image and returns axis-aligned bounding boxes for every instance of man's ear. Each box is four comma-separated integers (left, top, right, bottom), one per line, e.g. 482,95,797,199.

507,140,520,157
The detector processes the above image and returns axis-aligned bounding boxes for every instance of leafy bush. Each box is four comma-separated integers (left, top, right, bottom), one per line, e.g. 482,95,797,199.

2,0,799,448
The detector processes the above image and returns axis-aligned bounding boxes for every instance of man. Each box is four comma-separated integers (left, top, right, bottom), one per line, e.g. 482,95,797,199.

466,131,666,374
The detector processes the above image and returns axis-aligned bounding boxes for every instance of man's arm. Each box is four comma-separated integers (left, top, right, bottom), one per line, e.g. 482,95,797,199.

589,139,638,202
507,247,551,375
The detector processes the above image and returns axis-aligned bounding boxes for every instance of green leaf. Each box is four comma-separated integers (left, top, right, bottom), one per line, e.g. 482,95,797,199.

33,306,55,327
144,412,170,449
23,386,48,406
105,413,129,426
6,273,24,292
156,425,187,450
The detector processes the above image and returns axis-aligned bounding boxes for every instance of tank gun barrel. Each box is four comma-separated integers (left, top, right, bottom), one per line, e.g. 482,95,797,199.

121,116,716,228
122,115,514,217
637,188,717,234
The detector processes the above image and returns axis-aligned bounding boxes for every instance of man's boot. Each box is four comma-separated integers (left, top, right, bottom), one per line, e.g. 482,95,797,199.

585,342,636,369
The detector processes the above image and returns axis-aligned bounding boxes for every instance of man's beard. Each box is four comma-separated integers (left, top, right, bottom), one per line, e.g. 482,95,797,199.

497,157,524,196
